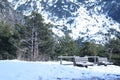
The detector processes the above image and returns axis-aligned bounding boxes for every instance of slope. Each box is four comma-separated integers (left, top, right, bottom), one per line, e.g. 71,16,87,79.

8,0,120,44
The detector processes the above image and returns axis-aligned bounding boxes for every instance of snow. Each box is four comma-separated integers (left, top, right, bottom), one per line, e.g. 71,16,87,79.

0,60,120,80
71,7,120,41
14,0,27,10
52,27,64,37
8,0,12,2
8,0,120,43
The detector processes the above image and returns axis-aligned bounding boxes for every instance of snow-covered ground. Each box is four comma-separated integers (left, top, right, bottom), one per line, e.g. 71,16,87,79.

0,60,120,80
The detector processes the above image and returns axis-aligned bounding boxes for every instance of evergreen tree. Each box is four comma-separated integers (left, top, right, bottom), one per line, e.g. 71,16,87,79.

0,23,17,59
18,11,55,61
105,38,120,65
55,32,78,56
80,42,99,56
74,37,84,56
105,38,120,60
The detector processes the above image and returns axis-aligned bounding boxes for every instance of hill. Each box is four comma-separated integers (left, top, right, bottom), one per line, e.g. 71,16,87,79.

0,0,24,26
8,0,120,44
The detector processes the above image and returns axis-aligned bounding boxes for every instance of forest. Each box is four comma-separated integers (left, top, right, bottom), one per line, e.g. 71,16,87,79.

0,11,120,65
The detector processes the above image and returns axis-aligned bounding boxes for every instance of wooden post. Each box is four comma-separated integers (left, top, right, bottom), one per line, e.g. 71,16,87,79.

60,55,62,64
94,56,97,64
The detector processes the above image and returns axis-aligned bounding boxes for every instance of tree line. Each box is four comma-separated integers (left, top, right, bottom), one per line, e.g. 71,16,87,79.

0,11,120,65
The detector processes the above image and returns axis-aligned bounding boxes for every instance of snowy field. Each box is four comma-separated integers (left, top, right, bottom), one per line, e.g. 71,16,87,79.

0,60,120,80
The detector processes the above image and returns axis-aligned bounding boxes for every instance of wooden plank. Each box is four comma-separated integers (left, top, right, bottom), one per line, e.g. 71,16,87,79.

73,56,94,67
58,56,74,58
74,57,88,62
98,57,108,62
58,56,74,65
98,57,113,65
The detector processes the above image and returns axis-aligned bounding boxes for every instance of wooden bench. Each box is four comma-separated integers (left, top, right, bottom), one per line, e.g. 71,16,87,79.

97,57,113,66
73,56,94,68
58,56,74,65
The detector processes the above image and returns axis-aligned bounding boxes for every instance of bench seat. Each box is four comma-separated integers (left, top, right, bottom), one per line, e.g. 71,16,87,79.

97,57,113,66
74,56,94,68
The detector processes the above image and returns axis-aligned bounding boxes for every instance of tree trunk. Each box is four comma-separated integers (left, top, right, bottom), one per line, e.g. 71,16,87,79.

34,31,39,60
31,25,34,61
31,17,39,61
109,48,113,61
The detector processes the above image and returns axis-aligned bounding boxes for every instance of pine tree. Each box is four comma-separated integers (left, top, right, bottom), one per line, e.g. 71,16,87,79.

80,42,98,56
0,23,16,59
55,32,77,56
17,11,55,61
